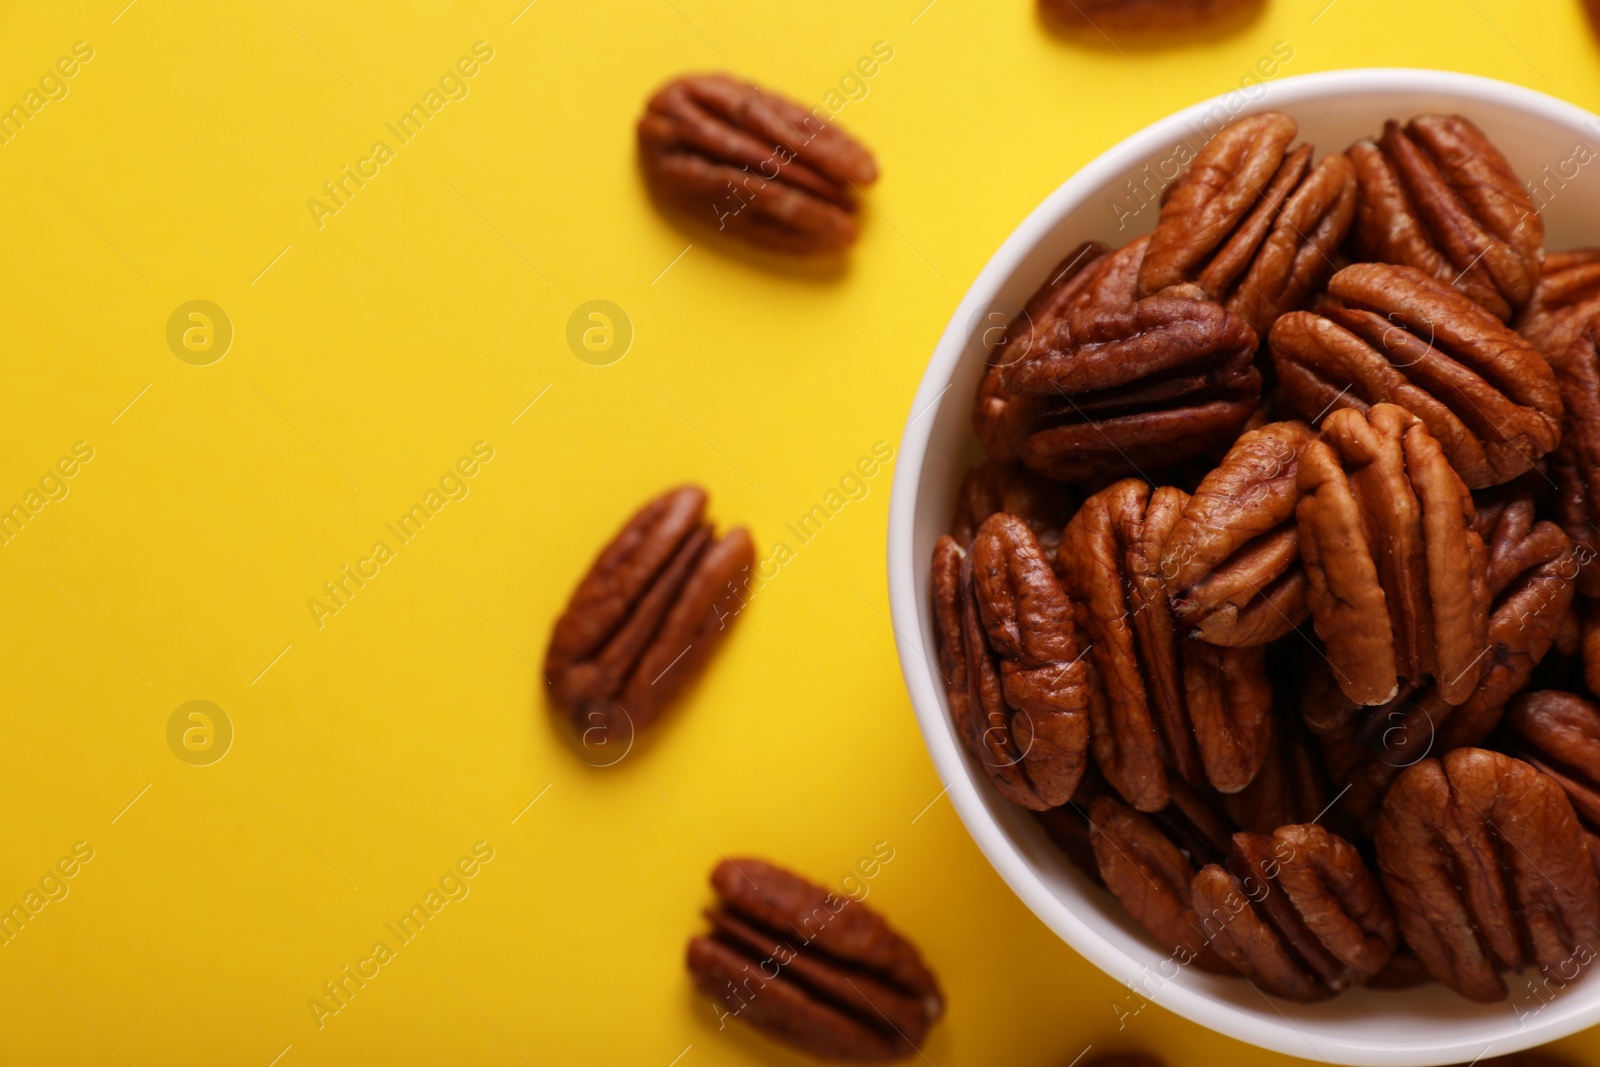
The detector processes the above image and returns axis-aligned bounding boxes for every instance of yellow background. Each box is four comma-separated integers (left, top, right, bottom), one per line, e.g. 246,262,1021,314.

3,0,1600,1064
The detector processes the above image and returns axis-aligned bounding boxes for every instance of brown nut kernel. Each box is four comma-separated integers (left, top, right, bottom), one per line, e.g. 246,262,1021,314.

1039,0,1262,37
950,460,1076,569
1160,420,1315,646
1304,491,1575,832
1505,690,1600,835
958,514,1092,809
686,858,943,1062
1295,404,1490,706
1375,748,1600,1002
1347,114,1543,321
972,242,1111,465
1000,239,1263,484
1516,248,1600,362
1548,319,1600,596
1089,795,1231,973
544,486,754,748
1271,263,1564,488
638,74,878,255
1191,824,1396,1001
1061,480,1273,810
1139,113,1357,338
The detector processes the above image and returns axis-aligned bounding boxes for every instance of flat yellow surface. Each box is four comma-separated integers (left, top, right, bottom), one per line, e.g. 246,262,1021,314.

4,1,1600,1064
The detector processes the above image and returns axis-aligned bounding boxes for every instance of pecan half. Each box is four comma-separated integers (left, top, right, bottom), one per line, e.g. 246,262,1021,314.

1139,113,1357,338
998,239,1263,484
545,486,754,750
1304,491,1573,831
958,514,1091,809
1347,114,1543,321
1061,480,1273,809
950,460,1076,569
1515,248,1600,362
1505,690,1600,835
973,242,1111,464
1375,748,1600,1002
1549,319,1600,596
1160,420,1315,645
1587,599,1600,695
1296,404,1490,706
1191,824,1396,1001
1039,0,1262,36
686,857,943,1061
638,74,878,255
1271,263,1564,488
1089,795,1230,972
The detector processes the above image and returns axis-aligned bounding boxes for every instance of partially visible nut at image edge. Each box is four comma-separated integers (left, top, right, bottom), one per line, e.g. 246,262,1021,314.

543,485,753,752
638,73,879,255
686,857,943,1062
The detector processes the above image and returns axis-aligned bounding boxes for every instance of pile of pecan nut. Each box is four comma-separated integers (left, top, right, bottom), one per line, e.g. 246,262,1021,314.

937,109,1600,1004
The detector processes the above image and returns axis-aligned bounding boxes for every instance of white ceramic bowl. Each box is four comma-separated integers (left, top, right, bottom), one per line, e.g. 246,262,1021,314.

888,69,1600,1066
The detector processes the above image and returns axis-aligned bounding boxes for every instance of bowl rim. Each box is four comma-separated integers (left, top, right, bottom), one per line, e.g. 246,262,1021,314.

886,67,1600,1065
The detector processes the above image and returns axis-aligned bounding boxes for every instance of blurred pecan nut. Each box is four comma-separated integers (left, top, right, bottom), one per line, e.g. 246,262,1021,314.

1306,491,1574,831
1505,690,1600,835
972,242,1110,463
1039,0,1262,35
1587,600,1600,696
1191,824,1396,1001
1000,239,1263,484
1089,795,1231,972
544,486,753,740
1139,112,1358,337
949,514,1091,810
687,858,943,1061
1375,749,1600,1002
1516,248,1600,361
1159,420,1315,646
1060,480,1273,810
1347,114,1543,321
1271,262,1563,488
638,74,878,254
1296,404,1490,706
1548,319,1600,595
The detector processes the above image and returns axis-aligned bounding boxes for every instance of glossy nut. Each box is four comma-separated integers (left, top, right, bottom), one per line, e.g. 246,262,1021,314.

544,485,753,745
638,74,878,254
1271,262,1563,488
1347,113,1543,321
686,858,943,1061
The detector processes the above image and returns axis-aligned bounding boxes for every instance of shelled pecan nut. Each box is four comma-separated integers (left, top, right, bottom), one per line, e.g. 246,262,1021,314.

1216,715,1331,835
1191,823,1396,1001
686,858,943,1061
638,74,878,255
1271,262,1563,488
1375,748,1600,1002
1039,0,1262,36
1347,114,1543,321
999,239,1263,484
1295,404,1490,706
544,486,753,746
1089,795,1231,973
1549,319,1600,596
1308,488,1574,805
956,514,1092,809
1516,248,1600,361
1139,113,1357,338
1060,480,1273,810
972,241,1110,464
1159,420,1315,646
950,459,1077,570
1505,690,1600,834
1587,600,1600,695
